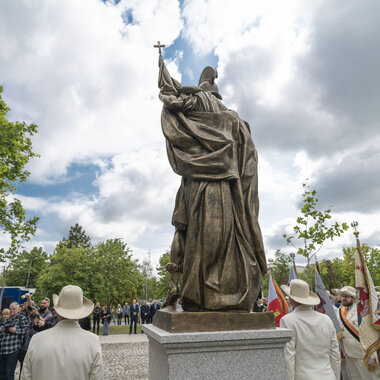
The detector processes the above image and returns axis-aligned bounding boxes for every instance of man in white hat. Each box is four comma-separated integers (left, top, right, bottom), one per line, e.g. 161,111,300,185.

336,285,379,380
21,285,104,380
280,279,340,380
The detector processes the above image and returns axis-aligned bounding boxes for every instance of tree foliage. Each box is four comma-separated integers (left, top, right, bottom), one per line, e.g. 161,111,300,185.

60,223,91,249
36,245,99,302
153,250,170,300
262,250,292,296
36,239,143,306
139,254,155,300
0,86,39,258
283,181,348,284
5,247,48,287
94,239,143,306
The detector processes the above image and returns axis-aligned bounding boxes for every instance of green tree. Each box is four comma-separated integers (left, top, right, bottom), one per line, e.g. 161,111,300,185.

0,86,39,305
283,181,348,285
94,239,143,306
5,247,48,287
154,250,170,300
262,250,292,296
272,249,292,286
318,259,341,291
333,244,380,287
36,245,101,302
61,223,91,249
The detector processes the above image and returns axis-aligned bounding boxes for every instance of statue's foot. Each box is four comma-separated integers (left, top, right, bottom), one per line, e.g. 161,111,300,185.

163,287,181,308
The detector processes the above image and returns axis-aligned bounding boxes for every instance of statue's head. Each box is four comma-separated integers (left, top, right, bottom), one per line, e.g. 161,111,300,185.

198,66,222,100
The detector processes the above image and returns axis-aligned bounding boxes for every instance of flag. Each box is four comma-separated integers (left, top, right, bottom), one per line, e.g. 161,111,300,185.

315,269,352,380
288,266,297,311
288,266,297,285
272,276,289,315
267,274,285,327
355,244,380,366
315,269,340,332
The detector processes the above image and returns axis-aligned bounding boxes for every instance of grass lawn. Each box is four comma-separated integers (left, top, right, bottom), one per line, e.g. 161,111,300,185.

96,323,144,335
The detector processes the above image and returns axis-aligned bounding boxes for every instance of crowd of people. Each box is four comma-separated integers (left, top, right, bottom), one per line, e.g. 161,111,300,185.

90,299,161,336
1,281,379,380
0,291,162,380
278,280,380,380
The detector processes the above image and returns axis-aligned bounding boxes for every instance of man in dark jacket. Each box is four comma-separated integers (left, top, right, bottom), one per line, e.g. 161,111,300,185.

140,300,150,325
149,300,160,322
93,302,101,335
129,300,139,335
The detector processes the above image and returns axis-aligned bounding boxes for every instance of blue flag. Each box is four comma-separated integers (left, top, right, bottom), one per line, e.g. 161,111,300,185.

288,266,297,285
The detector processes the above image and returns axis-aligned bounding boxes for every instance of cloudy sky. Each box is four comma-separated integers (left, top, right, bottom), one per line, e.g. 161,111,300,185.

1,0,379,270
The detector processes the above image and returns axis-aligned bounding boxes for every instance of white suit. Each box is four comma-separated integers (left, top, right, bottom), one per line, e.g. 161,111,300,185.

21,319,104,380
337,304,379,380
280,305,340,380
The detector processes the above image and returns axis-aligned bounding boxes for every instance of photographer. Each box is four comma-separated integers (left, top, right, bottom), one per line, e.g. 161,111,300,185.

0,302,28,380
30,297,53,333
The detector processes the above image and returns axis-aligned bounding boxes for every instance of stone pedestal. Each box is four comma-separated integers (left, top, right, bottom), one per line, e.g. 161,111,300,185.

143,324,292,380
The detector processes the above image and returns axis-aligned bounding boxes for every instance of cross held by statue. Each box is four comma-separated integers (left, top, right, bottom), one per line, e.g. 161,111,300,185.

154,41,166,55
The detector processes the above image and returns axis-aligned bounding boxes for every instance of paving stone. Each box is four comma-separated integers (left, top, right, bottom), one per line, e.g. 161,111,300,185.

102,342,149,380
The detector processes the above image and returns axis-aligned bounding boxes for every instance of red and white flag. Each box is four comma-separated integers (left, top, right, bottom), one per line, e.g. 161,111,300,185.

355,244,380,366
267,274,286,327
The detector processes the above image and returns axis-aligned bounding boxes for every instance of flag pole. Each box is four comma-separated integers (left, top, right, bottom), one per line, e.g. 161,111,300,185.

290,252,297,276
351,221,380,366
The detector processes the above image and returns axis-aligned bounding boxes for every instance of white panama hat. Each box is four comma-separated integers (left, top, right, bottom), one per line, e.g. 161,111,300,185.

281,279,320,306
338,286,356,298
53,285,94,320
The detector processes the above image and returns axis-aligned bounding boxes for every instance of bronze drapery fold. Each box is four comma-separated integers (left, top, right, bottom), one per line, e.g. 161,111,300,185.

159,63,266,312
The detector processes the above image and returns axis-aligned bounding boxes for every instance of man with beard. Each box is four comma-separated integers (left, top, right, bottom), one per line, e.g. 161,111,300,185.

32,297,53,332
336,286,379,379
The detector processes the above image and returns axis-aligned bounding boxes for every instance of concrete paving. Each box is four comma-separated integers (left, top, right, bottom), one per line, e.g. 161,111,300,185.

15,334,149,380
101,333,149,380
100,332,148,344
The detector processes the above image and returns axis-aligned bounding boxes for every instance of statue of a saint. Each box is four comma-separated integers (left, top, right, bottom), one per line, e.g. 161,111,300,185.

156,46,267,312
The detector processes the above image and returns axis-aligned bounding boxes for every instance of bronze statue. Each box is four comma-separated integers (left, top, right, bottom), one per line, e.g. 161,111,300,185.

155,42,266,312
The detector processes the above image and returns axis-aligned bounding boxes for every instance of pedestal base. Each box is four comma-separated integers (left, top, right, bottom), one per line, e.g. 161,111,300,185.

143,324,292,380
153,306,276,333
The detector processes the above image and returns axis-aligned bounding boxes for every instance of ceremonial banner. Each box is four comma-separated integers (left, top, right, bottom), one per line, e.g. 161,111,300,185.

273,275,289,315
268,274,285,327
288,266,297,311
315,270,351,380
315,269,341,332
355,245,380,365
288,266,297,285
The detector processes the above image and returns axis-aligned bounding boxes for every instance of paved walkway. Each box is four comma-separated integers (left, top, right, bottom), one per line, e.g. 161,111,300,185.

15,334,149,380
101,334,149,380
100,332,148,344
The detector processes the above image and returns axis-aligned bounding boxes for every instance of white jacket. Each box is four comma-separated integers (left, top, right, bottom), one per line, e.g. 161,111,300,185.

21,319,104,380
280,305,340,380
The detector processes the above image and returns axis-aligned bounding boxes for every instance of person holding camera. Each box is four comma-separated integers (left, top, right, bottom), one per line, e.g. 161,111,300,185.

0,302,29,380
21,285,104,380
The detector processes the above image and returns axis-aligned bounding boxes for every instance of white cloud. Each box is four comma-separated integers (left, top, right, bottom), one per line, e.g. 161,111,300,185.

0,0,182,183
15,147,179,255
1,0,380,271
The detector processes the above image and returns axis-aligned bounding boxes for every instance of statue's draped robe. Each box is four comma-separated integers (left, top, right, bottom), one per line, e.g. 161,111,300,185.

161,91,266,312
